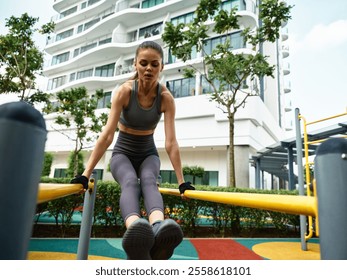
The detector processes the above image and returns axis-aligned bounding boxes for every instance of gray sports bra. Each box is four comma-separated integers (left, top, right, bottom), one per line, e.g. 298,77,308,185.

119,80,162,130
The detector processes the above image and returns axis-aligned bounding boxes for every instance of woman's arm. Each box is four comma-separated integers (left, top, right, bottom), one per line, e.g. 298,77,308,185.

82,83,131,178
161,89,184,185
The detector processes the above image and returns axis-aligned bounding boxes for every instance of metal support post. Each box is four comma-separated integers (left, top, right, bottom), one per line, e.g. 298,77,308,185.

287,146,295,190
0,102,47,259
315,138,347,259
294,108,307,251
77,171,98,260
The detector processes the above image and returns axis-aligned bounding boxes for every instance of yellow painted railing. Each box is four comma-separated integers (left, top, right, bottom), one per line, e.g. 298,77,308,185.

298,110,347,240
37,183,318,216
159,188,318,217
37,181,94,204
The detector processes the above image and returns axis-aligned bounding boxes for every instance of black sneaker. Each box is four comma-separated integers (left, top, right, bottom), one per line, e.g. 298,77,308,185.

150,219,183,260
122,218,155,260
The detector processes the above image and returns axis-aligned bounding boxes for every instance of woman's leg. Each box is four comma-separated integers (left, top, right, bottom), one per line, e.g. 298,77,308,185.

139,155,183,260
110,153,142,227
138,155,164,223
110,153,154,259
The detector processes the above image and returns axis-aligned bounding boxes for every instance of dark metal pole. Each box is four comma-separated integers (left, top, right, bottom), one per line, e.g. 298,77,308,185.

77,171,98,260
315,138,347,259
0,102,47,259
287,146,295,190
255,158,260,189
294,108,307,251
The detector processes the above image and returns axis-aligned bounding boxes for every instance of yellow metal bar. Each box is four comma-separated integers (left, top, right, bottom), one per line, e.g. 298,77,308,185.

300,110,346,239
312,179,319,237
306,111,347,126
299,114,315,240
159,188,317,217
308,135,347,145
37,182,94,204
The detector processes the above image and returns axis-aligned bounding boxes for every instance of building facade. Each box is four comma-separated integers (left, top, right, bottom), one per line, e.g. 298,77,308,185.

43,0,292,188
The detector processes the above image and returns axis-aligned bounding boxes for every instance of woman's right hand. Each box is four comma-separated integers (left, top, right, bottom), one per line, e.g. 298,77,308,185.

70,175,89,190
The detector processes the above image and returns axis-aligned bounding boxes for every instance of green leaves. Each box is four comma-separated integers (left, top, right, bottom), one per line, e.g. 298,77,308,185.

0,13,55,100
213,7,240,34
259,0,293,43
48,87,108,175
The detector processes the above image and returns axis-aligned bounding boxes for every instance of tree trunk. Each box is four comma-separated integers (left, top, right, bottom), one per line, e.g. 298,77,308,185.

229,114,236,187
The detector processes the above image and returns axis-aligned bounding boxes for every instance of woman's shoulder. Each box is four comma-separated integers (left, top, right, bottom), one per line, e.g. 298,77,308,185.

120,80,134,91
112,80,133,105
115,80,133,96
160,83,174,100
159,83,175,112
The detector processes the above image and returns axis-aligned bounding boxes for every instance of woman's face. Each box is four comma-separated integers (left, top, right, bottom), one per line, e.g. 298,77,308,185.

135,48,163,82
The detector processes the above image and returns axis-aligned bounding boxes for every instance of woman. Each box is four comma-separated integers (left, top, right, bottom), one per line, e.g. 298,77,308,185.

71,41,194,260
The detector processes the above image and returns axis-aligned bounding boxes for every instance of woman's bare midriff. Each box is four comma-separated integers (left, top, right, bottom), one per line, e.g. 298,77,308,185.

118,122,155,136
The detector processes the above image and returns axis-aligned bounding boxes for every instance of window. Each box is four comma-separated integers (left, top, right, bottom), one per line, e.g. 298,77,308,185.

48,76,66,90
80,42,97,54
54,168,67,178
77,18,101,34
171,12,195,26
77,25,83,34
167,77,195,98
60,6,77,18
54,168,103,180
69,73,76,82
201,76,216,94
139,22,162,39
117,58,134,75
56,29,73,41
76,69,93,80
93,169,104,181
142,0,164,9
52,52,70,65
97,91,112,109
159,170,218,186
167,49,177,64
88,0,101,6
99,37,112,46
73,48,80,57
168,46,197,64
218,0,246,13
84,18,100,31
200,73,246,95
203,31,244,56
95,63,115,77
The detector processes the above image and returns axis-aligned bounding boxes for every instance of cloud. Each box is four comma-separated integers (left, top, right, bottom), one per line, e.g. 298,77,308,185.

289,20,347,53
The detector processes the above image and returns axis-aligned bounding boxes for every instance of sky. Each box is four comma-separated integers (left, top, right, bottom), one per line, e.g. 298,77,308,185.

0,0,346,133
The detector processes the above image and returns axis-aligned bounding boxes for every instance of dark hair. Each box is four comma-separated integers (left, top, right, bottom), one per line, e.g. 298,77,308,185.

136,41,164,62
130,41,164,80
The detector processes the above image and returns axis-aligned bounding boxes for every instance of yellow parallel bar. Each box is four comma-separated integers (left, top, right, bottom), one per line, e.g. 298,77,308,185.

159,188,317,217
37,183,84,204
306,111,347,126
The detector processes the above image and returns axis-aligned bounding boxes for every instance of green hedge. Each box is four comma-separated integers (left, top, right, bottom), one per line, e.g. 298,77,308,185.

36,178,300,237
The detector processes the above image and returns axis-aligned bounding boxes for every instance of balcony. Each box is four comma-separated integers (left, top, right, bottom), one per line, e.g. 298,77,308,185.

285,99,292,112
281,27,288,41
53,0,81,12
282,45,289,58
283,62,290,75
283,80,291,93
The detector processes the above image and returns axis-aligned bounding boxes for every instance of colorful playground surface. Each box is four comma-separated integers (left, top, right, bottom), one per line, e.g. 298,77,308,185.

28,237,320,260
30,210,321,260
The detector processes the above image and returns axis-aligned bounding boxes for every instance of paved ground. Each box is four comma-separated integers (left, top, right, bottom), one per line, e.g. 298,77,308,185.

28,237,320,260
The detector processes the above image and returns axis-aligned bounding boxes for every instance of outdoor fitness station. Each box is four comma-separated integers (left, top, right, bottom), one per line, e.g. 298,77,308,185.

0,101,346,260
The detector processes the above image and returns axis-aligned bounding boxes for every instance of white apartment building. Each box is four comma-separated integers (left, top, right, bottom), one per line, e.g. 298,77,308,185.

43,0,292,188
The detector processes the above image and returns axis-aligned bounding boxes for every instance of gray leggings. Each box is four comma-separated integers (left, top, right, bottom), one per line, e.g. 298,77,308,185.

110,132,164,221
